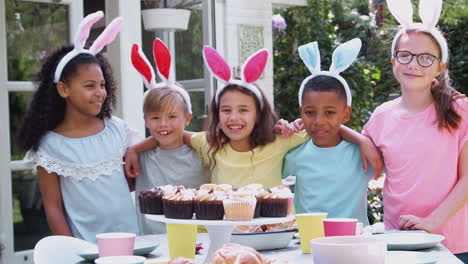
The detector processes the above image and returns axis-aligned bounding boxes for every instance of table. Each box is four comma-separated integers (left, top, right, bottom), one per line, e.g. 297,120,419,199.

142,233,463,264
49,232,463,264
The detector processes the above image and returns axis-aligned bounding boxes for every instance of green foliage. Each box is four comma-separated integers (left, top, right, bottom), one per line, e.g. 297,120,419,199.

274,0,467,222
6,0,68,158
274,0,467,131
273,0,379,131
175,8,203,80
439,20,468,94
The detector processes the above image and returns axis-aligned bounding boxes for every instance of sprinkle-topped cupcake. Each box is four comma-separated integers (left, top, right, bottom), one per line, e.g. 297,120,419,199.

163,186,195,219
259,185,292,217
138,185,174,215
199,183,217,191
194,189,226,220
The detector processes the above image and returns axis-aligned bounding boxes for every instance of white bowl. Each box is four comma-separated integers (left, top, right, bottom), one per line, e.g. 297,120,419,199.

95,255,146,264
230,230,295,251
310,236,387,264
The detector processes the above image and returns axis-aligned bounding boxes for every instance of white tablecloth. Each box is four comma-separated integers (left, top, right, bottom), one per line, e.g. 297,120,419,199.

143,233,462,264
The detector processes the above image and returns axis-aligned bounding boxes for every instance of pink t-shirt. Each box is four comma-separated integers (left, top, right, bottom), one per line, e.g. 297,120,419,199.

363,99,468,254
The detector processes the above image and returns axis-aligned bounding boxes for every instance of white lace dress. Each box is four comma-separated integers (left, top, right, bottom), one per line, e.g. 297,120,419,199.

25,116,139,242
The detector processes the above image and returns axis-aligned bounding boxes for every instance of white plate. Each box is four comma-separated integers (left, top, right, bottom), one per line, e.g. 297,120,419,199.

77,235,159,261
230,230,295,251
34,236,96,264
386,251,438,264
374,233,444,250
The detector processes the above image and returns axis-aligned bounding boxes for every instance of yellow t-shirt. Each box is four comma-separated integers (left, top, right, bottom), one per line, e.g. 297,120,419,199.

190,131,308,189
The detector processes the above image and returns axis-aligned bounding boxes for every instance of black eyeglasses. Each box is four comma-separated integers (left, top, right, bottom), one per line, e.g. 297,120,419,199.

394,50,441,68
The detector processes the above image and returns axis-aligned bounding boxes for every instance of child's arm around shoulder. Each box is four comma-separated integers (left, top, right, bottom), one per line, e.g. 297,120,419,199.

124,137,158,178
124,130,197,178
339,125,383,179
182,131,195,146
37,166,73,237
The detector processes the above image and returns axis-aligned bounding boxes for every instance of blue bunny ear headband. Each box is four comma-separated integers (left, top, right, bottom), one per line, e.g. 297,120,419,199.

297,38,362,107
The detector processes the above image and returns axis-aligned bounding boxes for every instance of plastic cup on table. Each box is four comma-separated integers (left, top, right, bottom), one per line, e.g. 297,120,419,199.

166,223,197,259
295,212,328,254
96,232,136,257
323,218,358,237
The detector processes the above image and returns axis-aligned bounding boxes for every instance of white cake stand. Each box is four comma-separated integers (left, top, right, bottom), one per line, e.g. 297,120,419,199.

146,214,295,264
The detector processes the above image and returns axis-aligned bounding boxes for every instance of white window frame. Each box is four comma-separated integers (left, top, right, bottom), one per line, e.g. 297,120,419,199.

158,0,216,121
0,1,83,263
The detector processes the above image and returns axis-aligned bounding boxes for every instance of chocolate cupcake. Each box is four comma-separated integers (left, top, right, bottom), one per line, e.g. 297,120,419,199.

194,190,225,220
259,186,292,217
138,188,165,214
163,187,195,219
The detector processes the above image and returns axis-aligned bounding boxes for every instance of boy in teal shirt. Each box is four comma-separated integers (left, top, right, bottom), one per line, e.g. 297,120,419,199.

282,39,374,225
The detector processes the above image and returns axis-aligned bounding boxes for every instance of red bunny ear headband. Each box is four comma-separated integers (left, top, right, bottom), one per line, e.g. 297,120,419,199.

202,46,269,109
131,38,192,113
54,11,123,83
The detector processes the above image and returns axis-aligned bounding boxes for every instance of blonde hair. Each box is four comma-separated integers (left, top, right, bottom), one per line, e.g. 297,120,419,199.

143,86,189,115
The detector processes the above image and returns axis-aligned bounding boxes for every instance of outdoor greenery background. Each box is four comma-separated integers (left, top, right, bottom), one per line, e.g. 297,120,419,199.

273,0,467,132
4,0,467,243
272,0,467,223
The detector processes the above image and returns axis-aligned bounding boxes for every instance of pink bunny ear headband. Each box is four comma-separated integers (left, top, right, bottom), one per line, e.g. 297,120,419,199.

388,0,448,63
202,46,269,109
54,11,123,83
131,38,192,113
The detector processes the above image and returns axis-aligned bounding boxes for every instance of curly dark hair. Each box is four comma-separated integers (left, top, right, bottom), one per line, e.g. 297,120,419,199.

205,83,278,169
17,45,117,151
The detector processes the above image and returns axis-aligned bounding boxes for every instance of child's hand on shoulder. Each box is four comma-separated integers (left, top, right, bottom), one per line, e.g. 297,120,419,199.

451,89,467,101
274,119,299,138
291,118,304,131
124,147,139,178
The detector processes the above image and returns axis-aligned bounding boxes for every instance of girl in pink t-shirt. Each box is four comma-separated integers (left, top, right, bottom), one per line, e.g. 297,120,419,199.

363,0,468,259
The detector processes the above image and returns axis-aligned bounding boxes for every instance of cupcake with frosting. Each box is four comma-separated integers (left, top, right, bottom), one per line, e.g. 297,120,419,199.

199,183,217,191
163,186,195,219
223,190,257,221
239,184,265,218
259,186,292,217
194,189,226,220
138,185,174,215
214,184,234,193
270,185,294,214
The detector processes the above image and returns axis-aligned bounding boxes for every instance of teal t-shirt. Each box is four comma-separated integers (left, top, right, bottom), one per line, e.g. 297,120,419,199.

282,139,373,225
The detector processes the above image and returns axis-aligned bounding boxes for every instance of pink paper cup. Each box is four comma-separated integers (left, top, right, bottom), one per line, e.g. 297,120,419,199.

323,218,358,237
96,232,136,257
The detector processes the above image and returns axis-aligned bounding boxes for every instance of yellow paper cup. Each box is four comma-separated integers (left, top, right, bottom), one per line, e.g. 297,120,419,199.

166,224,197,259
296,212,328,253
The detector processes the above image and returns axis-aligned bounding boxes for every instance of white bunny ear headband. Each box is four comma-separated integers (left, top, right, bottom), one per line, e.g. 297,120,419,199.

131,38,192,113
388,0,448,63
202,46,269,109
54,11,123,83
298,38,362,106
